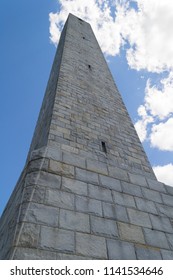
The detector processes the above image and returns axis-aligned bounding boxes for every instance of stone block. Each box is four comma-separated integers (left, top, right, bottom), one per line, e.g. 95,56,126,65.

147,178,166,193
46,147,62,161
76,168,99,184
150,214,173,233
121,181,143,197
91,216,118,237
62,177,87,195
118,222,145,243
115,205,129,223
166,233,173,249
143,228,169,249
135,246,162,260
102,202,116,219
40,226,75,253
37,171,61,189
76,196,102,216
108,166,129,181
16,223,40,248
86,159,108,175
63,152,86,168
135,197,158,215
161,249,173,260
45,189,75,210
128,173,147,187
156,204,173,219
107,239,136,259
142,188,162,203
49,160,74,178
59,209,90,232
24,203,59,226
76,233,107,259
162,193,173,207
127,208,151,228
28,159,49,172
13,248,57,260
99,175,121,191
112,191,136,208
88,184,112,202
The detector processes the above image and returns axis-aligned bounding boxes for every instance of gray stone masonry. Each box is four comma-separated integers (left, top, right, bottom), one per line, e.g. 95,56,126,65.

1,14,173,259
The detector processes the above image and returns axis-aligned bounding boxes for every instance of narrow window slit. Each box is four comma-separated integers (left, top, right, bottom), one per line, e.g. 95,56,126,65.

101,141,107,153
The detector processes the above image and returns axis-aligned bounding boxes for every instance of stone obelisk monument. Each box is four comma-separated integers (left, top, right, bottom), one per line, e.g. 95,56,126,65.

1,14,173,260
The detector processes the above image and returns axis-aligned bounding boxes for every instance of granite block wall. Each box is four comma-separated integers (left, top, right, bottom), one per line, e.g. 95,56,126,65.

0,14,173,260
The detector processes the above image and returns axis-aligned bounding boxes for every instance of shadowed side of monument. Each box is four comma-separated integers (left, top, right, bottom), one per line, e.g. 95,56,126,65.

1,14,173,260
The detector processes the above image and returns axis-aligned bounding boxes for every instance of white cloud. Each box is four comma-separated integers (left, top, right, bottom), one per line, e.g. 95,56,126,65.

49,0,123,56
153,164,173,186
150,118,173,151
119,0,173,72
144,72,173,120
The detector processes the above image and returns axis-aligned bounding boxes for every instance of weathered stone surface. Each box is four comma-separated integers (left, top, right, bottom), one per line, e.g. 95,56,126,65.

107,239,136,260
86,159,108,175
121,181,143,197
45,189,75,210
142,188,162,203
99,175,121,192
108,166,129,181
135,197,158,215
161,249,173,260
62,177,87,195
40,226,75,252
162,193,173,207
150,214,173,233
49,160,74,178
88,184,112,202
76,196,102,216
136,246,162,260
63,152,85,168
37,171,61,189
76,233,107,259
76,168,99,184
118,222,145,243
127,208,152,228
13,248,57,260
91,216,118,237
128,173,147,187
23,203,59,226
16,223,40,248
147,178,166,193
59,209,90,232
143,228,169,249
112,191,136,208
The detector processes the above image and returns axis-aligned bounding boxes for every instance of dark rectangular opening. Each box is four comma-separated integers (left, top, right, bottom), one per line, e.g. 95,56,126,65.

101,141,107,153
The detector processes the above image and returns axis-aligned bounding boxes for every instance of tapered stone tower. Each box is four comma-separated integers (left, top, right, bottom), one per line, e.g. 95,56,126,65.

1,14,173,260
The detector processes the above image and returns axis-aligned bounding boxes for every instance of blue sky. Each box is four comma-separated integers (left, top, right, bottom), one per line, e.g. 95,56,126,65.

1,0,173,215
